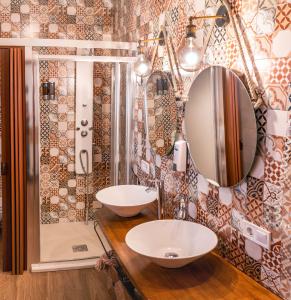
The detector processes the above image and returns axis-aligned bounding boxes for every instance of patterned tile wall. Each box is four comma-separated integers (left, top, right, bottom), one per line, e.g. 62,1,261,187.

38,47,112,224
114,0,290,299
0,0,113,40
0,0,115,223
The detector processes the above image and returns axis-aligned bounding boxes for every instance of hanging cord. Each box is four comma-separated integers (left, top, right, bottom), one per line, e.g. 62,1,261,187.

150,42,159,71
221,0,263,109
168,35,184,94
201,19,216,65
162,26,180,94
80,149,90,225
149,26,183,96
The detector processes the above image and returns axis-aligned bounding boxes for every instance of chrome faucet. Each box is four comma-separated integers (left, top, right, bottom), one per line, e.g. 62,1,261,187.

145,186,156,193
156,180,165,220
175,198,187,220
145,179,165,219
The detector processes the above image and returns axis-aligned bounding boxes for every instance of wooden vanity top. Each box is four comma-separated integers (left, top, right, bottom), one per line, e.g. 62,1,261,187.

98,207,280,300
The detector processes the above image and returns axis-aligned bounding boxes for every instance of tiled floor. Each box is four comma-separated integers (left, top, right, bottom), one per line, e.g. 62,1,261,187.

40,221,110,262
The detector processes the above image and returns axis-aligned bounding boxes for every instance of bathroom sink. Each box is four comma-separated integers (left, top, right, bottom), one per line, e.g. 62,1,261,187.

96,185,157,217
125,219,218,268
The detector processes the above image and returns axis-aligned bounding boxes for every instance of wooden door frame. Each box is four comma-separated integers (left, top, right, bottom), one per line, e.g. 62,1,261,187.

0,47,12,272
0,46,29,274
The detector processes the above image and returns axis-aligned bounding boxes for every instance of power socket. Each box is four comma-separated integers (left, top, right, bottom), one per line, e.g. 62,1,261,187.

242,220,271,250
141,160,150,175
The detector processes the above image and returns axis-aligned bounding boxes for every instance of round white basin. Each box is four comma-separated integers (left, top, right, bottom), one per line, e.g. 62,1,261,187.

96,185,157,217
125,219,218,268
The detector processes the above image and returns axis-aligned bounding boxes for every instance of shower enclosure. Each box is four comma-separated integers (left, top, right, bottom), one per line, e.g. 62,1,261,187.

19,39,137,271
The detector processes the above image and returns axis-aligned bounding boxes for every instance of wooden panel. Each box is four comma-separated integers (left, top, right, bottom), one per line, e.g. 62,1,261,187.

98,207,280,300
0,48,12,272
9,47,26,274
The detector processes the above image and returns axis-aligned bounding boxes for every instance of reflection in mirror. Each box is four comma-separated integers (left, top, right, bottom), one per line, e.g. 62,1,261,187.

185,66,257,187
145,71,177,156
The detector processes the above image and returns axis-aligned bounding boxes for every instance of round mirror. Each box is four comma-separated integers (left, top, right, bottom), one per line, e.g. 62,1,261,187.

145,71,177,156
185,66,257,187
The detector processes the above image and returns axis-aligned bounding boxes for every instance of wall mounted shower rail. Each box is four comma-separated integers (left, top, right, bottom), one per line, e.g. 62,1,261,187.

0,37,137,50
37,54,136,63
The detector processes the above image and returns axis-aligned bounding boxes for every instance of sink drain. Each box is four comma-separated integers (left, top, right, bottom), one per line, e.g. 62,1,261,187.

164,252,179,258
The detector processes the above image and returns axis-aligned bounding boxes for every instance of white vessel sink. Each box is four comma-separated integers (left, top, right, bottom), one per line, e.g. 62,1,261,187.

125,219,218,268
96,185,157,217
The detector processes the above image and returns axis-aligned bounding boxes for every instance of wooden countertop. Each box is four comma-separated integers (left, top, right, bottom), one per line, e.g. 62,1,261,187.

98,206,280,300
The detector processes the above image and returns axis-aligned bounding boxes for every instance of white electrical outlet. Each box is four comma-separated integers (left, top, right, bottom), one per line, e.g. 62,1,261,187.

242,220,271,250
141,160,150,175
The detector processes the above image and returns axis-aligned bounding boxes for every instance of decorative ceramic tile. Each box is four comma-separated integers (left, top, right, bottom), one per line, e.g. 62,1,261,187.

263,203,282,231
228,229,245,271
268,58,291,92
38,52,112,224
265,84,288,110
280,234,291,299
247,176,264,201
0,0,282,297
206,188,219,217
252,2,276,36
114,0,286,294
263,182,283,206
272,28,291,58
266,109,289,136
262,242,282,273
274,3,291,32
246,197,263,226
264,154,284,186
261,266,282,296
255,105,268,136
245,254,262,282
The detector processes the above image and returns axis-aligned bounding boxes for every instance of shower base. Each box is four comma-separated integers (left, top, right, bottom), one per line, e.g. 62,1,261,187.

39,221,110,264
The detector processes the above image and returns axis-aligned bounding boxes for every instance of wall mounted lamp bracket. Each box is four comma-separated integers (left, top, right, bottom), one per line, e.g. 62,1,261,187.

188,5,230,32
215,5,230,27
138,31,165,47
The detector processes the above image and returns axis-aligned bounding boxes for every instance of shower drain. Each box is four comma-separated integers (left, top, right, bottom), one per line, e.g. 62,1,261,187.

164,252,179,258
72,244,88,252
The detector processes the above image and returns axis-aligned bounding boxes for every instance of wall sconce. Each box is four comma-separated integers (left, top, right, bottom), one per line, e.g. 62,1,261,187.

178,5,229,72
178,0,263,108
134,28,184,99
133,41,151,77
134,32,165,78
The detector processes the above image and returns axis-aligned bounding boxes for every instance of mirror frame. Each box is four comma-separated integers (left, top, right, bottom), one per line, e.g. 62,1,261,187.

144,70,178,157
185,65,258,187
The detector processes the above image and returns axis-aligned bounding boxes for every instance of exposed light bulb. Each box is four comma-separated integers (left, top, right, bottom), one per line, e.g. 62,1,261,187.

134,53,151,77
178,37,201,72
